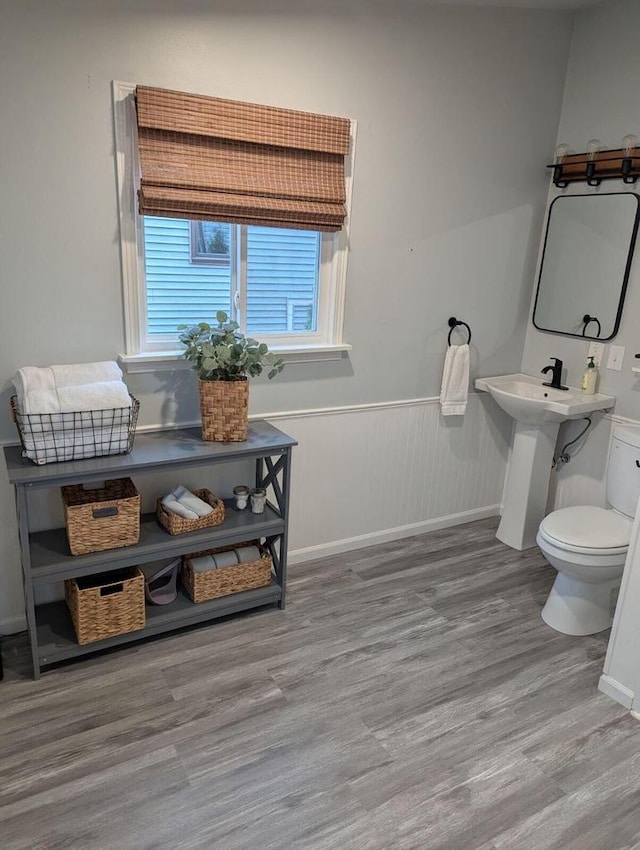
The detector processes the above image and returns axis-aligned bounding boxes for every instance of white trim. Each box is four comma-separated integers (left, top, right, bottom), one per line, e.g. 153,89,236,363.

288,505,501,564
0,615,27,636
598,673,635,709
112,80,355,356
112,81,142,356
118,342,352,373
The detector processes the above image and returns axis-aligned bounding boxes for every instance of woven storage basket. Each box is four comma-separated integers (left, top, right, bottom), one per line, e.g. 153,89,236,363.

62,478,140,556
65,567,145,645
156,488,225,535
199,378,248,442
182,542,272,603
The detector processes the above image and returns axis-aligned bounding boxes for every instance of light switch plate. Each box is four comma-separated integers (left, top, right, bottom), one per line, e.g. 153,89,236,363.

607,345,625,371
588,341,605,367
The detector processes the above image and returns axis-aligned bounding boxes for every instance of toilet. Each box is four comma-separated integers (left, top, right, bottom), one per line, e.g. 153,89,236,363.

536,424,640,636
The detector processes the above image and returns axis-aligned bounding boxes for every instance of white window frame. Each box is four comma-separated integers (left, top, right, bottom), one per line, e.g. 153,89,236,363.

112,81,354,372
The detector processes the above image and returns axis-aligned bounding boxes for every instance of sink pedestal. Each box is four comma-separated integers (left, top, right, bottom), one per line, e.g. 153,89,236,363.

496,421,559,550
475,373,615,553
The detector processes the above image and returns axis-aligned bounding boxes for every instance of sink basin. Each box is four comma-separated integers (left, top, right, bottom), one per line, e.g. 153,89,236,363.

475,373,615,425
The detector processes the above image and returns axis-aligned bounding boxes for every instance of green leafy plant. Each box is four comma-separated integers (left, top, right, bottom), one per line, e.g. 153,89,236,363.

178,312,285,381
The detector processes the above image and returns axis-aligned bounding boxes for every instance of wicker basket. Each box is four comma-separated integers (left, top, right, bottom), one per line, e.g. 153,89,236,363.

65,567,145,645
156,488,225,535
199,379,248,442
62,478,140,556
182,542,272,603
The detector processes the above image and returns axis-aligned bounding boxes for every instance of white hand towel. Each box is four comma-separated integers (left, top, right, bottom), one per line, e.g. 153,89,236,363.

50,361,123,387
161,494,199,520
172,485,213,517
440,344,470,416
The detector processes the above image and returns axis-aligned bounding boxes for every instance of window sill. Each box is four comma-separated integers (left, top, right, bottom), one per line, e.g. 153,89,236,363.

119,343,352,374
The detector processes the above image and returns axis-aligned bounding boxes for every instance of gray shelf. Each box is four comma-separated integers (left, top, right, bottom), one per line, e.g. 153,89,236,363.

4,421,297,488
6,418,295,678
36,581,283,667
29,501,284,584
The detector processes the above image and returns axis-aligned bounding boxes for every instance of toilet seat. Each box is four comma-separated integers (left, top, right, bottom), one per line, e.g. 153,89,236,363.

539,505,632,554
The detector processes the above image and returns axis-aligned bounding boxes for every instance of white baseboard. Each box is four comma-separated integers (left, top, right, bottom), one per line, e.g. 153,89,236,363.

598,673,635,709
0,615,27,636
288,505,501,565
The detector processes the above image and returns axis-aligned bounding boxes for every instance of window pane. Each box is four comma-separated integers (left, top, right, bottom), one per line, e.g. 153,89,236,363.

143,216,232,335
246,227,319,334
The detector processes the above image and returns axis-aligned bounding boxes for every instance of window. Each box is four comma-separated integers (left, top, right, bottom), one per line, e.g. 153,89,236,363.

113,82,354,368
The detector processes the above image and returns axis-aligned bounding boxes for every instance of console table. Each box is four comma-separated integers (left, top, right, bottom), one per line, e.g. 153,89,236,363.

4,421,296,679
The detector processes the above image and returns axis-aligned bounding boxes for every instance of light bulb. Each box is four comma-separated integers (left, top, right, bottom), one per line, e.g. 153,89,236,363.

623,133,638,155
554,143,570,164
586,138,602,160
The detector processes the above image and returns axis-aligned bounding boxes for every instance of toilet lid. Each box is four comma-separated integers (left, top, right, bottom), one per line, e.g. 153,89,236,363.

540,505,633,550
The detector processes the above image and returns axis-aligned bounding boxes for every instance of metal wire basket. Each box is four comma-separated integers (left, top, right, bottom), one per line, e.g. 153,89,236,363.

10,395,140,465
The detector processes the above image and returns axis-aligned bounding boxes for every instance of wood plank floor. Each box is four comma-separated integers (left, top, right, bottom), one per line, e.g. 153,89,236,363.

2,516,640,849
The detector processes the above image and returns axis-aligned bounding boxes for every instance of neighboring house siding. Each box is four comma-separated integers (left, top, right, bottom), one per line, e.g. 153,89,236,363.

144,217,318,336
144,217,231,335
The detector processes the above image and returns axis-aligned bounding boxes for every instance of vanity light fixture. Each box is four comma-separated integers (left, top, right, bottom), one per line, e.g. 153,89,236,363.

548,134,640,187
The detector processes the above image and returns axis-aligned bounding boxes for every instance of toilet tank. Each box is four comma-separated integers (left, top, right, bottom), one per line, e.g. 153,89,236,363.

607,425,640,518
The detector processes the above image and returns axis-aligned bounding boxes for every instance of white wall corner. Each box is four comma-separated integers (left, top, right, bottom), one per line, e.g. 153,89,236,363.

598,673,635,710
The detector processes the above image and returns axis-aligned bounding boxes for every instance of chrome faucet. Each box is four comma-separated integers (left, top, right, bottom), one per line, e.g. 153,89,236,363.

541,357,568,391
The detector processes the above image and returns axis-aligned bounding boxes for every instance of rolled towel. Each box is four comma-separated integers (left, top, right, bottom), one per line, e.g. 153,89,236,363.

235,546,261,564
50,361,123,388
172,485,213,517
189,555,216,574
213,550,239,569
161,494,199,520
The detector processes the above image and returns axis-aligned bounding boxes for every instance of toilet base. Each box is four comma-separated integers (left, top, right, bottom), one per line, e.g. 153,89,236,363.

541,572,618,636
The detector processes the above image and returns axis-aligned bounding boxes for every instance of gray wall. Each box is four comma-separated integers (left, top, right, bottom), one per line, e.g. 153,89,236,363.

0,0,573,436
521,0,640,421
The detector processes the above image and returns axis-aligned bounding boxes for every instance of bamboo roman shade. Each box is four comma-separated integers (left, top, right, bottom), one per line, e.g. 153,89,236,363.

135,85,351,232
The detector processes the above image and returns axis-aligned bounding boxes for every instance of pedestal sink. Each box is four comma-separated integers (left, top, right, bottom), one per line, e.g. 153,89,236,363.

475,373,615,550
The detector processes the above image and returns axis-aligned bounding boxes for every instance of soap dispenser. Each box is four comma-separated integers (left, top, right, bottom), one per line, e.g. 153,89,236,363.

581,355,598,395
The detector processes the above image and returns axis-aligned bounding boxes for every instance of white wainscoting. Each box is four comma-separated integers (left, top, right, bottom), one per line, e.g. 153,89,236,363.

270,394,509,561
0,393,510,634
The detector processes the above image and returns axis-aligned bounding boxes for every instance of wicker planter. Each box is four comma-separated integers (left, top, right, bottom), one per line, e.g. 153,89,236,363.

198,378,248,442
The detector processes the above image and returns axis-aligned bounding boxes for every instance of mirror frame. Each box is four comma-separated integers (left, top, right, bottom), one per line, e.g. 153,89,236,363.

532,192,640,341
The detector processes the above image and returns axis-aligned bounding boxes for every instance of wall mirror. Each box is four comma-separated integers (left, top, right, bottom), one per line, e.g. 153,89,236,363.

532,192,640,340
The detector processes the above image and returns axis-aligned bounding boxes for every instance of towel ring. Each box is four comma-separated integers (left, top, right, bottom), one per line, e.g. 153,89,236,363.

581,314,601,338
447,317,472,346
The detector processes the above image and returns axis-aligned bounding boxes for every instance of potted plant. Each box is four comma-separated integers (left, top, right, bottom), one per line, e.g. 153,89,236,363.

178,312,284,442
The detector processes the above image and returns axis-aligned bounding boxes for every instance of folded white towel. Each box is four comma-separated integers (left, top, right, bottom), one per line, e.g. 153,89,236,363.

19,408,130,435
51,361,123,388
172,485,213,517
14,362,123,408
161,494,199,520
21,426,129,465
19,381,131,415
440,344,470,416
